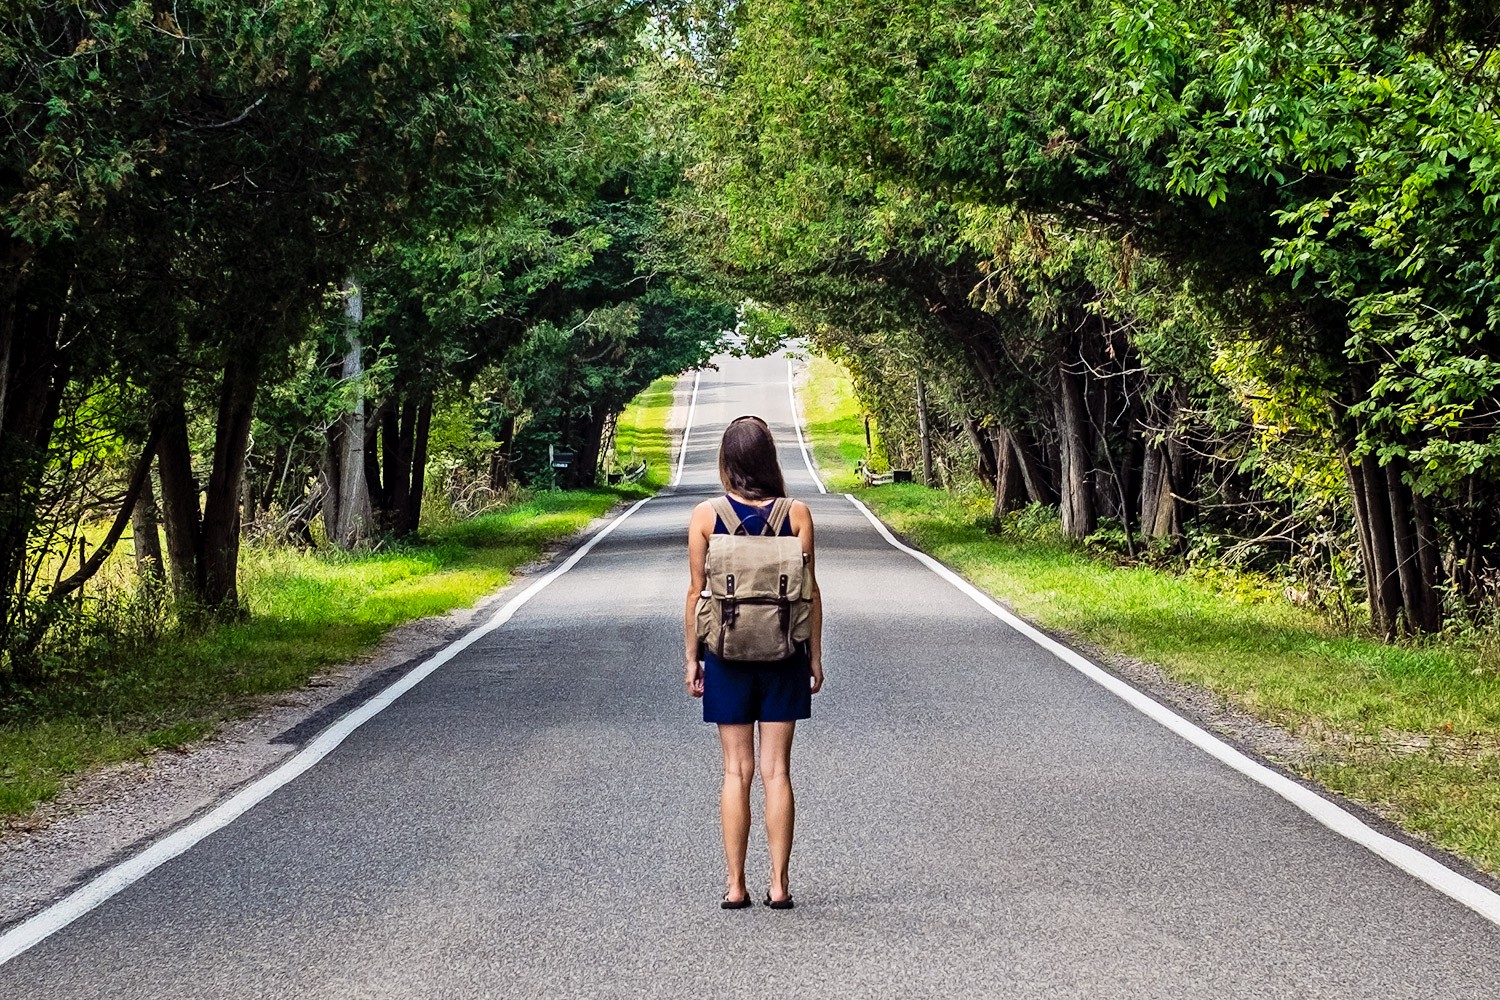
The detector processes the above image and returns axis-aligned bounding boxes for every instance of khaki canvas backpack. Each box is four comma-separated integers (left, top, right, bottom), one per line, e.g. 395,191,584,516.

695,496,813,662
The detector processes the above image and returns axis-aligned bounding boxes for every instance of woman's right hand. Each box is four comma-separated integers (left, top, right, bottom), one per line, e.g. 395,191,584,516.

684,659,704,698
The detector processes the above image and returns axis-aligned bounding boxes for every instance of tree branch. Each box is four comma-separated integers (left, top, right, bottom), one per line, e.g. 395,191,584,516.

46,428,162,604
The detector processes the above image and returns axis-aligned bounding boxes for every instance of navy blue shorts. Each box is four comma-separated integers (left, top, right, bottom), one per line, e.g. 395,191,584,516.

702,644,812,725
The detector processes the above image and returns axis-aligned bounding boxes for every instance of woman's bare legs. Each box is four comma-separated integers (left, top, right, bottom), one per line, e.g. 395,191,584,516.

717,723,756,903
758,720,796,902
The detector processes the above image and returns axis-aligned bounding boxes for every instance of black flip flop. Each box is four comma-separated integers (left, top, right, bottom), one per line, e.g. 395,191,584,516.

763,892,794,910
721,893,753,910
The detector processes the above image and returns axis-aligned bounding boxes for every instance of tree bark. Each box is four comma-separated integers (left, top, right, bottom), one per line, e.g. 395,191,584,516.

916,376,935,487
155,395,203,605
964,417,999,490
397,396,431,537
1054,365,1096,539
1385,460,1441,633
489,414,515,491
260,442,288,512
1139,440,1179,541
565,408,609,490
0,300,68,639
378,400,399,515
1346,457,1402,639
991,427,1024,523
198,352,260,613
132,468,166,586
1009,425,1054,505
1412,487,1444,621
363,398,385,515
388,396,417,529
327,280,371,548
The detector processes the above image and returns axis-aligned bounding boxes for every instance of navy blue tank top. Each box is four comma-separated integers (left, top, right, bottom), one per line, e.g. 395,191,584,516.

713,495,795,536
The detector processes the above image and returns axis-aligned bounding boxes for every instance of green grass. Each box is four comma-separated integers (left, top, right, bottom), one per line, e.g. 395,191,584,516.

611,374,681,490
0,487,644,820
800,356,874,492
799,355,1500,873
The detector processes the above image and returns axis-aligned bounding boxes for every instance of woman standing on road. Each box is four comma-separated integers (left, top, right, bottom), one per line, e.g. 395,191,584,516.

684,415,824,910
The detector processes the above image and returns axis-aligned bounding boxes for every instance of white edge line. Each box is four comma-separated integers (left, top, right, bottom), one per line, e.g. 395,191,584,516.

842,492,1500,929
671,370,701,488
786,356,827,495
0,494,656,967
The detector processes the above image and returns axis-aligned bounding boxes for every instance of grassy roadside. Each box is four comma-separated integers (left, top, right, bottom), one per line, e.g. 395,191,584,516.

610,374,680,490
798,356,1500,874
1,378,682,821
799,356,876,491
0,488,646,819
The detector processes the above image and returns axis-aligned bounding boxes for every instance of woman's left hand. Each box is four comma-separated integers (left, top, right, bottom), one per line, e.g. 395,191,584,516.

809,658,824,694
684,659,704,698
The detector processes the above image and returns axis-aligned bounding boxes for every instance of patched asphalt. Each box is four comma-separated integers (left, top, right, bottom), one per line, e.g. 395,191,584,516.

3,351,1499,998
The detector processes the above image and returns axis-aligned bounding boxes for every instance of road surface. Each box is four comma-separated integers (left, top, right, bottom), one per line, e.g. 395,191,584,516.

2,351,1499,998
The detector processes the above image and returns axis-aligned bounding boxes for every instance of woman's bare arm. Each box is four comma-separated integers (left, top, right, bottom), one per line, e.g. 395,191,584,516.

790,500,824,693
683,501,713,697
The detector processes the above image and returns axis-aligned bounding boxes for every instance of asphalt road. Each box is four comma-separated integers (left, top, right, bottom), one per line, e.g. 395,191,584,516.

3,351,1500,999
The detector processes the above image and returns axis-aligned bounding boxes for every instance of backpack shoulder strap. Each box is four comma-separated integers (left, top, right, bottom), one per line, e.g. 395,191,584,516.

765,497,793,536
709,496,745,536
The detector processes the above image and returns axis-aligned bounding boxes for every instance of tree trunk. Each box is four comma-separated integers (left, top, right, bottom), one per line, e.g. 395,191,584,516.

260,442,288,512
131,468,166,586
198,352,260,613
1346,456,1402,639
155,395,203,605
1009,425,1054,505
0,288,12,446
378,400,399,516
327,280,371,548
489,414,516,491
1055,365,1096,539
388,396,417,530
964,417,998,490
240,454,259,539
1139,440,1180,541
991,427,1024,523
363,398,385,516
397,396,431,537
1385,460,1441,633
565,409,608,490
1412,487,1444,619
0,297,68,649
916,377,935,487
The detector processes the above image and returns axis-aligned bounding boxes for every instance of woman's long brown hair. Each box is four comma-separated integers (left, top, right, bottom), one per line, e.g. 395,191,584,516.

718,415,787,500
